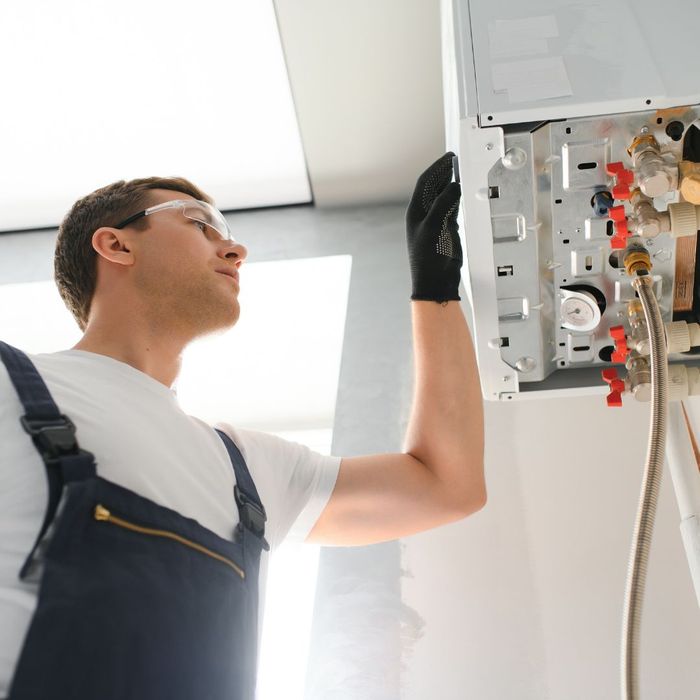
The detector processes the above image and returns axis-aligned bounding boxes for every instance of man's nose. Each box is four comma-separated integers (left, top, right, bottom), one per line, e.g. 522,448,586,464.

222,240,247,264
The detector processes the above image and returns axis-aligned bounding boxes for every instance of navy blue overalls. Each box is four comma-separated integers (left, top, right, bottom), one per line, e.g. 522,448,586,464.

0,341,270,700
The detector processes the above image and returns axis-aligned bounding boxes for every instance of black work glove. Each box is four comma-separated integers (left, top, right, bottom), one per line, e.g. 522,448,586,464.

405,151,463,303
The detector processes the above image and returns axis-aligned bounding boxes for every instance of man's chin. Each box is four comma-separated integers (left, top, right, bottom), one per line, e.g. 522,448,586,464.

190,305,240,340
213,305,241,333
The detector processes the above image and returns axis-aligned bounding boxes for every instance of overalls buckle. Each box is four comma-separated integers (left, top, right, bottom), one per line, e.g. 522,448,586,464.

234,485,270,551
20,414,79,460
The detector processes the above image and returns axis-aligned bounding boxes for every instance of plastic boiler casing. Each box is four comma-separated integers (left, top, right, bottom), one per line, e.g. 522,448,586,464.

441,0,700,401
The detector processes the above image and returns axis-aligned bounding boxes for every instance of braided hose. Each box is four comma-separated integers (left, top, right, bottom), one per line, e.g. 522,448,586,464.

621,274,668,700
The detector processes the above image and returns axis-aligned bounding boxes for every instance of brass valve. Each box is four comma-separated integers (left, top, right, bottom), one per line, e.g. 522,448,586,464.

627,299,643,316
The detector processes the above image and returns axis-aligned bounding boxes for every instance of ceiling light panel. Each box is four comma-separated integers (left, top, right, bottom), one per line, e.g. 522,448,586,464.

0,0,311,231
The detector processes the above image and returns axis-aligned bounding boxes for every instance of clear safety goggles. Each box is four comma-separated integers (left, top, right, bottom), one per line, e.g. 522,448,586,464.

114,199,236,242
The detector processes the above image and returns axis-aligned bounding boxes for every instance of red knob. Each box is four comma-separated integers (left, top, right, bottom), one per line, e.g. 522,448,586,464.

611,236,627,249
601,368,625,407
612,184,631,200
617,169,634,185
614,219,629,236
609,205,627,222
606,162,625,176
610,219,630,250
609,325,629,363
610,236,627,250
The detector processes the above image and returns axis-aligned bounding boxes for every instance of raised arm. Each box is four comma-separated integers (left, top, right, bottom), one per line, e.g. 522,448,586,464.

306,153,485,546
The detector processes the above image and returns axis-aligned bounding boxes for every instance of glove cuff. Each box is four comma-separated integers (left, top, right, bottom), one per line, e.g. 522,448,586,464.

410,269,461,303
410,293,461,303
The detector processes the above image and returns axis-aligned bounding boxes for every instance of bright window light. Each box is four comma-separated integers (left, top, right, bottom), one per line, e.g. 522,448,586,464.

0,0,311,232
256,428,332,700
174,256,352,430
0,253,352,699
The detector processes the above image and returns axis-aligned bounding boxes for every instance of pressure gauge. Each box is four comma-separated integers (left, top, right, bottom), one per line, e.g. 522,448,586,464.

559,289,602,332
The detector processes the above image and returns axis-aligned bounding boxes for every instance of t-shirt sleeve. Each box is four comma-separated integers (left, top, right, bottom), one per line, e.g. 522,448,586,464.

213,422,341,550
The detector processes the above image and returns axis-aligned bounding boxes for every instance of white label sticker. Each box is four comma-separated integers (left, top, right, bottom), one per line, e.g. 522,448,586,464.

491,56,573,103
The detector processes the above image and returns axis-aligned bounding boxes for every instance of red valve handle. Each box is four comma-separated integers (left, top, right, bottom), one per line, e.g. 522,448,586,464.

601,368,625,407
612,184,631,200
609,205,630,249
606,162,634,185
610,236,627,250
606,162,625,176
614,219,629,237
607,160,634,200
611,221,630,249
617,169,634,185
609,205,627,222
609,325,629,363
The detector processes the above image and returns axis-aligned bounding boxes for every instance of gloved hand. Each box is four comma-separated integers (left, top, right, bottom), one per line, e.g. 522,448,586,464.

405,151,463,303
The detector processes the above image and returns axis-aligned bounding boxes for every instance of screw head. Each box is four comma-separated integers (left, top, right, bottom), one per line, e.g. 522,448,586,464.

515,357,536,373
501,147,527,170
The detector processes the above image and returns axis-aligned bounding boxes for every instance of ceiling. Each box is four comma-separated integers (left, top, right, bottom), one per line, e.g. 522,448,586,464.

273,0,446,207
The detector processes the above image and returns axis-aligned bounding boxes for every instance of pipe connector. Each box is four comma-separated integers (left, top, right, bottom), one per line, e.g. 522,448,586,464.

667,201,700,238
624,249,652,277
665,321,700,354
630,364,700,402
668,364,700,401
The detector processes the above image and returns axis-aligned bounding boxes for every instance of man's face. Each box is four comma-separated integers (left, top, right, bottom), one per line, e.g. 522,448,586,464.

119,189,248,340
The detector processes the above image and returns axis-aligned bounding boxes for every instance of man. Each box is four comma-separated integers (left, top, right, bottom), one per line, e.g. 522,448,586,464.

0,151,485,699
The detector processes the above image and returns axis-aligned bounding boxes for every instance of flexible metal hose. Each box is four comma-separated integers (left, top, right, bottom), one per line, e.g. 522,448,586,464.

622,273,668,700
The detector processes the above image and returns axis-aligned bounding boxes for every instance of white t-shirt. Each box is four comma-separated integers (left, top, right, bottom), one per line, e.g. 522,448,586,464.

0,348,340,696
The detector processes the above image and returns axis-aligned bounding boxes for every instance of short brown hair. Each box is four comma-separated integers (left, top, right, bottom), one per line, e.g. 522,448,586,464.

54,176,213,332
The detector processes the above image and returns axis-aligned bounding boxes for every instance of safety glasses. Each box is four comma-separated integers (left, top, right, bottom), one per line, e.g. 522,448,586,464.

114,199,236,242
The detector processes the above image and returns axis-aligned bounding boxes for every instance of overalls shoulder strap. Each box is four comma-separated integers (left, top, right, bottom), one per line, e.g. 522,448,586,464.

215,428,270,551
0,341,97,578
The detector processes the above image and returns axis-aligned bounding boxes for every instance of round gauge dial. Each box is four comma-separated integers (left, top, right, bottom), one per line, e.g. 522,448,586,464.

560,290,601,332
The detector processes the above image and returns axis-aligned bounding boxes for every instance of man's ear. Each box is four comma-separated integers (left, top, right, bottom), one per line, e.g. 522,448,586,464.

91,227,134,266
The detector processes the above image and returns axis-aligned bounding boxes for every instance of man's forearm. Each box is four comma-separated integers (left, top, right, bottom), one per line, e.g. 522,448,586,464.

402,300,486,510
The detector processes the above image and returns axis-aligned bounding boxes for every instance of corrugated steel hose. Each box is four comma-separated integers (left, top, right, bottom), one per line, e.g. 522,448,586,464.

622,272,668,700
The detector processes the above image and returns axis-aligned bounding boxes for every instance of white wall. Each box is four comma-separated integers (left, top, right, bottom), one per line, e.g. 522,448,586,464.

401,393,700,699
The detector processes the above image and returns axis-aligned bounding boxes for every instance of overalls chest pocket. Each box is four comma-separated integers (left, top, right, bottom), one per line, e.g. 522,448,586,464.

92,500,246,580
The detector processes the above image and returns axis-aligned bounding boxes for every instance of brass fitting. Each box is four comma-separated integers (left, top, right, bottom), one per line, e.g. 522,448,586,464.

627,299,643,317
626,299,649,355
623,249,652,276
627,134,657,157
